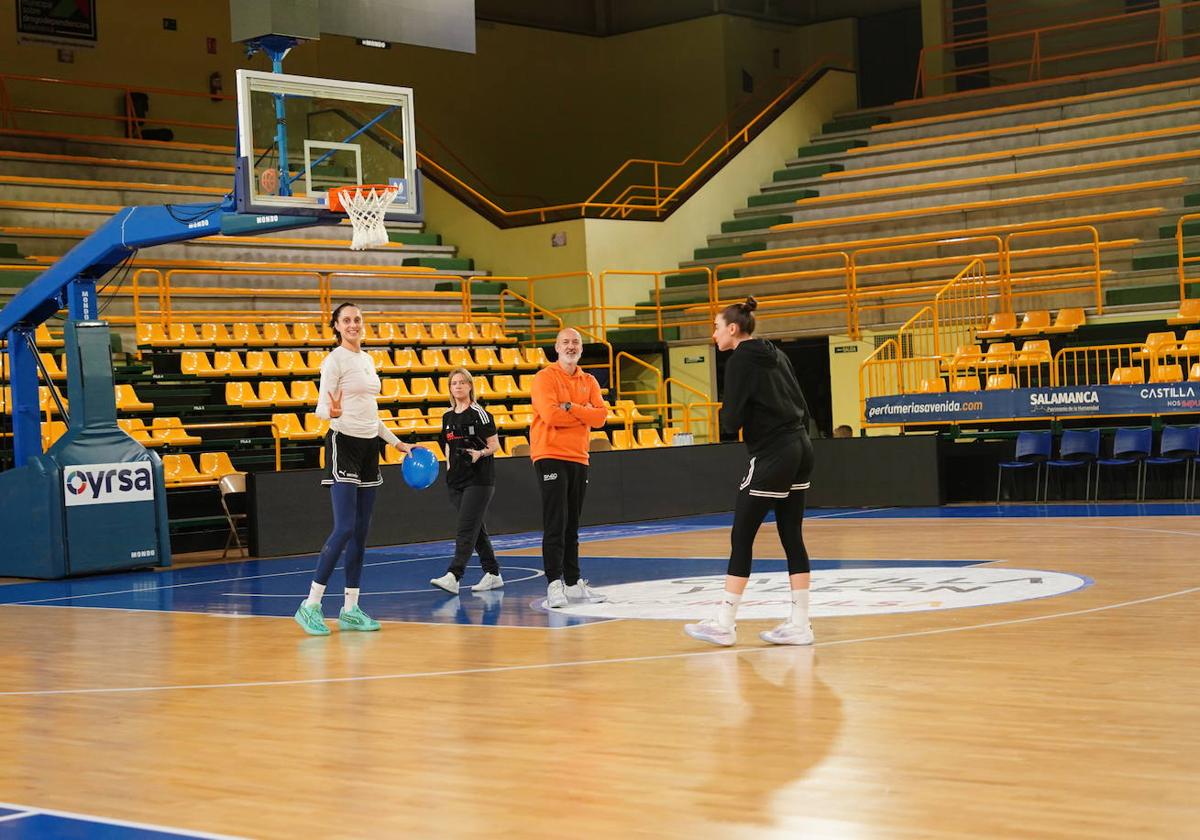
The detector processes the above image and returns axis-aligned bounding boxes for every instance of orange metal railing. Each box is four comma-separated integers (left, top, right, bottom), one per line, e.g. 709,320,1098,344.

915,1,1200,98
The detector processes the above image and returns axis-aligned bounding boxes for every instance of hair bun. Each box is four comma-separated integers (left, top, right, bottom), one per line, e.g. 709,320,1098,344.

743,296,758,312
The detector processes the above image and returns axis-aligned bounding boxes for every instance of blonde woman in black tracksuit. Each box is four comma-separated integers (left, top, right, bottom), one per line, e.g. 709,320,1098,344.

685,296,816,647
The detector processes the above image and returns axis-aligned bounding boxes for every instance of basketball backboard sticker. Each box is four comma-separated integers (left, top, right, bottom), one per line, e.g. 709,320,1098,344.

235,69,421,222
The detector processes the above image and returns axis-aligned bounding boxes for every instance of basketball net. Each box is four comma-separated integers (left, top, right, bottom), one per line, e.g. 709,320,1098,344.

330,185,400,250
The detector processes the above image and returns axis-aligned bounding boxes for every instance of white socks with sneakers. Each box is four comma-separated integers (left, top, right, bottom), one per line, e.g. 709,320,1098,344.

305,582,326,608
344,588,360,611
716,591,742,628
790,588,810,627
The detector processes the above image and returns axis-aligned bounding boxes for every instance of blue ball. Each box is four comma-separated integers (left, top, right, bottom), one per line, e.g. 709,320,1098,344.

401,446,439,490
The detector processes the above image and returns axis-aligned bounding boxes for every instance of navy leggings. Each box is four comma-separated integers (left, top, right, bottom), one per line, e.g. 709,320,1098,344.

312,482,378,588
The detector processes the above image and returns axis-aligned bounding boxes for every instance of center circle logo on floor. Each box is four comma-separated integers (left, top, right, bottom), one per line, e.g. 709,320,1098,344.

557,567,1090,619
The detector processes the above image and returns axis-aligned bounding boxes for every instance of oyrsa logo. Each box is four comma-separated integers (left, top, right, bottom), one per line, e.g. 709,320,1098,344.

63,462,155,507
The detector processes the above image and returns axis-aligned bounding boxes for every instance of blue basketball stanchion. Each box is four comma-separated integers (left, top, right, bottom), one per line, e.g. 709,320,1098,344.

402,447,439,490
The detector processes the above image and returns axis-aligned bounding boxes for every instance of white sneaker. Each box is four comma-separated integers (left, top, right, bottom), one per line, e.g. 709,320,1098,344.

759,622,814,646
430,572,460,595
565,579,607,603
471,572,505,592
684,619,736,647
545,580,568,609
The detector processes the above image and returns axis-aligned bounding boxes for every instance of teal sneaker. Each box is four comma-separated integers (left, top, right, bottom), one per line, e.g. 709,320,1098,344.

294,601,330,636
338,605,382,632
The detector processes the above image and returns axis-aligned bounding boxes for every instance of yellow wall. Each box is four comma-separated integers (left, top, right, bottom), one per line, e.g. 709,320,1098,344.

0,7,854,208
666,344,718,443
828,332,875,436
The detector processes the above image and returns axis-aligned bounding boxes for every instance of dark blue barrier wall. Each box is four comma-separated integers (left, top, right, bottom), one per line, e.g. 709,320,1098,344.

249,436,941,558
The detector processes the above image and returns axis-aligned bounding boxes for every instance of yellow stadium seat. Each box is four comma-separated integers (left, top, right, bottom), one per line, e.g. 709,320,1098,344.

379,378,409,402
426,323,453,344
273,413,318,441
35,323,64,348
951,376,981,392
981,342,1016,366
976,312,1016,339
455,323,486,344
42,420,68,451
289,380,319,405
1151,364,1184,383
917,378,946,393
117,418,160,447
1015,340,1052,366
1132,332,1178,362
150,417,202,446
1109,367,1145,385
161,453,214,486
373,323,399,344
447,346,478,370
502,435,530,458
211,351,248,377
1010,310,1051,337
243,351,280,377
136,323,180,348
200,451,242,479
1043,308,1085,335
289,323,329,347
492,347,522,370
421,349,451,373
986,373,1015,390
180,323,219,348
402,323,432,344
523,346,549,366
304,414,329,436
1168,299,1200,326
407,378,439,402
944,344,982,370
256,381,302,407
180,352,214,377
368,349,401,374
491,374,519,398
275,350,314,375
225,381,270,408
637,428,667,447
613,399,653,422
38,353,65,381
305,350,330,370
481,323,517,345
115,384,153,412
259,323,291,347
1190,362,1200,381
611,429,633,450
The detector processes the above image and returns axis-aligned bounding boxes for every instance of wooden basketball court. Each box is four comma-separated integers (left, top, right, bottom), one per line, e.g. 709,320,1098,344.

0,506,1196,837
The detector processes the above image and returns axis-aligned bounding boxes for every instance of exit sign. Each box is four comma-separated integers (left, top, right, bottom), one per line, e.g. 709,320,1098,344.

834,345,859,354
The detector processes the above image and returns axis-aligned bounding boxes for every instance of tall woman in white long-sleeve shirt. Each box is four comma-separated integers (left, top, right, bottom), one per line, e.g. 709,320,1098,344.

293,302,414,636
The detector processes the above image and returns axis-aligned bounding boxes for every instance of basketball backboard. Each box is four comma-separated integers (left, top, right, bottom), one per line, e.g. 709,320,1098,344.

234,69,422,223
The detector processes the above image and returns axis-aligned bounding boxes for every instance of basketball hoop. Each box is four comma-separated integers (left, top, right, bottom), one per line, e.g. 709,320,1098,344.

328,184,399,250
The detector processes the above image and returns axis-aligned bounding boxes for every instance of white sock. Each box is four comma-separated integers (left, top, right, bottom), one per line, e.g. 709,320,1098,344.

305,582,325,607
716,591,742,629
790,588,810,627
344,587,360,611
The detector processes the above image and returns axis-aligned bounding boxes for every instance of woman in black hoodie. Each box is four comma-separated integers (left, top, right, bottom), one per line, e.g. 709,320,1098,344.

685,297,815,647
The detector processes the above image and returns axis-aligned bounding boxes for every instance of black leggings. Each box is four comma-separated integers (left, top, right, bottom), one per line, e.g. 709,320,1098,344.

728,436,812,578
448,484,499,578
728,488,809,578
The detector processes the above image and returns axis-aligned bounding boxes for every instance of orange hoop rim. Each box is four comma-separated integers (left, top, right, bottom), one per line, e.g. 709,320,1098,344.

327,183,399,213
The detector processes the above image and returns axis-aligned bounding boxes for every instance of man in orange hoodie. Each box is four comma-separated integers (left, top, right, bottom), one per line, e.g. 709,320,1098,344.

531,328,610,609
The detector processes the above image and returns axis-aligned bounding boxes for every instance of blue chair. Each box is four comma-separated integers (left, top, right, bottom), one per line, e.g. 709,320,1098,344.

1094,427,1153,500
1143,425,1200,500
996,430,1051,502
1043,429,1101,501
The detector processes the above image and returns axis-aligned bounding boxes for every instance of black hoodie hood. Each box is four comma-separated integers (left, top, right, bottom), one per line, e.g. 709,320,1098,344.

738,338,781,368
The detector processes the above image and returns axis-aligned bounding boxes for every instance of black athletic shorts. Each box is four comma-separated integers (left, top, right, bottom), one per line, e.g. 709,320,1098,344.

322,429,384,487
738,434,813,500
